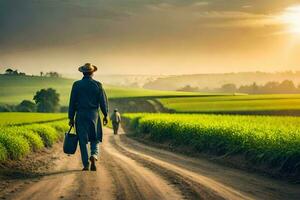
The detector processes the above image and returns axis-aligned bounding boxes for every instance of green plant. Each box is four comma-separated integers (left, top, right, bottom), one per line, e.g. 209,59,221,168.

27,124,59,147
0,129,30,160
5,127,44,151
0,142,7,162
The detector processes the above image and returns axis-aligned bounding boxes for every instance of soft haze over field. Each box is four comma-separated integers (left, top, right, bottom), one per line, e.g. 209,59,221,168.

1,0,300,75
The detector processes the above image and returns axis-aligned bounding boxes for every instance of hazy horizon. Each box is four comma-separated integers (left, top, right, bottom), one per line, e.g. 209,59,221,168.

3,69,300,77
1,0,300,75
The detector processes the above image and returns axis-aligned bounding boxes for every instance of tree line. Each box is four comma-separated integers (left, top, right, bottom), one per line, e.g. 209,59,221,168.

177,80,300,94
3,68,61,78
0,88,63,113
4,68,26,76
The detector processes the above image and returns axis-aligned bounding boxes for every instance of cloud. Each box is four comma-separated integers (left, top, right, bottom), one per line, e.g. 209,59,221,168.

242,5,253,9
145,2,175,11
195,11,265,19
184,9,283,30
192,2,209,7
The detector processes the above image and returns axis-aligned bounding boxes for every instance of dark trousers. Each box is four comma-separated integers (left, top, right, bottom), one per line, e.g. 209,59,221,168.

112,122,119,135
79,140,99,167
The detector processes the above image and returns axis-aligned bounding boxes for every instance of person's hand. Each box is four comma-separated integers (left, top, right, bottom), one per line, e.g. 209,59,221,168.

69,119,75,127
103,117,108,126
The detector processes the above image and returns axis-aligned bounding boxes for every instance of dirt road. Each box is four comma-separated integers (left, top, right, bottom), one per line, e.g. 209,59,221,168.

1,128,299,200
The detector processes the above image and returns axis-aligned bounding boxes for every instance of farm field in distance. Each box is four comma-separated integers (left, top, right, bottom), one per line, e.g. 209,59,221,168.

158,94,300,115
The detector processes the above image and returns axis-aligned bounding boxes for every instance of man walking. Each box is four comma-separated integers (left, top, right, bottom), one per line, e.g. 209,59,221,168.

68,63,108,171
110,108,121,135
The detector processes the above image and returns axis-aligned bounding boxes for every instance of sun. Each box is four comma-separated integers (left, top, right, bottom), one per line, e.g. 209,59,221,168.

280,5,300,34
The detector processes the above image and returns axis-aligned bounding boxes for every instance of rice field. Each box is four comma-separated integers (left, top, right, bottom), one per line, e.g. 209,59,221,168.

123,113,300,175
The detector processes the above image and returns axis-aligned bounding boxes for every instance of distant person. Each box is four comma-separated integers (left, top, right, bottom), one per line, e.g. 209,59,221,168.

110,108,121,135
68,63,108,171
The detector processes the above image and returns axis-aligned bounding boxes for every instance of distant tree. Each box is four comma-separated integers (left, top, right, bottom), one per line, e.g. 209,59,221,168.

238,80,299,94
5,68,14,75
262,81,280,93
40,72,44,77
0,104,14,112
251,82,259,93
220,83,237,93
177,85,199,92
33,88,60,113
3,68,26,76
12,70,19,75
278,80,296,93
45,71,60,78
238,82,260,94
16,100,36,112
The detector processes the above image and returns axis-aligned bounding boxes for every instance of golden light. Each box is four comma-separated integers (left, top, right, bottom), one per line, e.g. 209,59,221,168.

280,5,300,34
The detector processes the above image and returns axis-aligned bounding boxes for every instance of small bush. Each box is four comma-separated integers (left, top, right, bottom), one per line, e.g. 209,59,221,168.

17,128,44,151
27,124,58,147
5,127,44,152
0,130,30,159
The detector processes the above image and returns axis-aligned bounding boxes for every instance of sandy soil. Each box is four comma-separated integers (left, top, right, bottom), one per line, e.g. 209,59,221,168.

0,127,299,200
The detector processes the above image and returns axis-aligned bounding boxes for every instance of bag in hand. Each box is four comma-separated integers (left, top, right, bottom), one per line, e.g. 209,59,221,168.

63,126,78,154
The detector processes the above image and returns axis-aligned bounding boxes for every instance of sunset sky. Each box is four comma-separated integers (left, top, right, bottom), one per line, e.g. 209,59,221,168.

1,0,300,75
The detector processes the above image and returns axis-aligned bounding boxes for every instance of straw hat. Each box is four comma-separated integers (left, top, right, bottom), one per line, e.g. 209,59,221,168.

78,63,98,73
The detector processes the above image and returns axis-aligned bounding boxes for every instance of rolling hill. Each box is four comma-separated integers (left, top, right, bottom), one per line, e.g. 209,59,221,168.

0,75,204,106
143,71,300,91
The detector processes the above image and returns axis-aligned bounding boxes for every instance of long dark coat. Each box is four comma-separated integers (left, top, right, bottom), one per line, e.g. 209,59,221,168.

68,76,108,143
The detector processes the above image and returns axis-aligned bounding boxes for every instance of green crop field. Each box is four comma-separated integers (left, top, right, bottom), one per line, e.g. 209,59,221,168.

0,75,204,105
0,113,67,126
158,94,300,114
123,113,300,176
0,113,68,162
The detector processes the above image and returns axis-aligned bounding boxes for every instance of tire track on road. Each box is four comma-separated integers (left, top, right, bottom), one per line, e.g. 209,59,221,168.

102,130,183,200
110,128,300,200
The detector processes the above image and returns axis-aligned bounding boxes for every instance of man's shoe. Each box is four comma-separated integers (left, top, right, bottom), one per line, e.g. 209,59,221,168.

82,166,89,171
90,156,97,171
82,164,90,171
